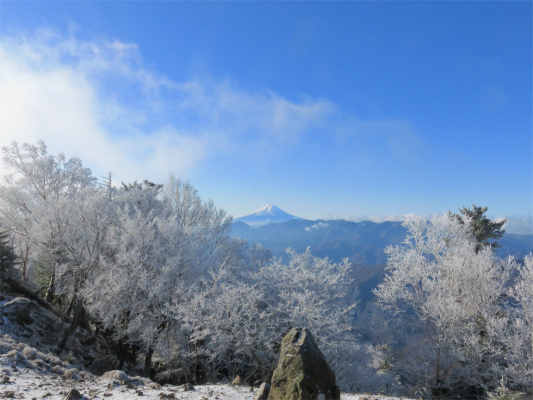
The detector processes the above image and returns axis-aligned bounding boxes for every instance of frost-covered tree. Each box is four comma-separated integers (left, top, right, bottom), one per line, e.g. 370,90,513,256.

82,177,232,376
170,247,393,391
175,260,276,381
49,189,113,345
0,141,120,347
374,214,515,398
505,254,533,393
255,249,367,389
0,141,97,290
162,175,232,278
82,199,169,373
256,249,357,353
1,141,96,201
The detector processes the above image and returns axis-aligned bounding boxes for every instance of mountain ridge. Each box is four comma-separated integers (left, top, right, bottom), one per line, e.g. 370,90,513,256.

230,217,533,303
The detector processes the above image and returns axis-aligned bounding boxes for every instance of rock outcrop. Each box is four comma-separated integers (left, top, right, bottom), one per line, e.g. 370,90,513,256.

253,382,271,400
64,388,83,400
268,328,340,400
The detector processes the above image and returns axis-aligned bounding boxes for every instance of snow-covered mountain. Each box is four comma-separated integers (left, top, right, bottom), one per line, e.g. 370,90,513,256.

234,204,300,227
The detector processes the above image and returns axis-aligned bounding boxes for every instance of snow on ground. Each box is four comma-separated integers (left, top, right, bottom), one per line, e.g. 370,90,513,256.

0,295,412,400
0,360,409,400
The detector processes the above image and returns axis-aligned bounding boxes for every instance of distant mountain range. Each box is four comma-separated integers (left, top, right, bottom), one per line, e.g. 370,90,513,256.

231,205,533,302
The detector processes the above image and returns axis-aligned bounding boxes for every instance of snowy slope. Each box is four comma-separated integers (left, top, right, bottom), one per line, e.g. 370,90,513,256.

234,204,300,227
0,366,411,400
0,294,412,400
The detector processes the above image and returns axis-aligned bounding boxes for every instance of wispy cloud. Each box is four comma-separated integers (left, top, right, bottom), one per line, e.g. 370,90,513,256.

327,213,420,224
305,222,330,232
0,28,421,184
501,215,533,235
0,30,188,183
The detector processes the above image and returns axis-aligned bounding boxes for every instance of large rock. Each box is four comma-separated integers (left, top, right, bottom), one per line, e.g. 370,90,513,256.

64,388,83,400
268,328,340,400
63,369,80,381
253,382,271,400
1,297,34,326
100,370,130,382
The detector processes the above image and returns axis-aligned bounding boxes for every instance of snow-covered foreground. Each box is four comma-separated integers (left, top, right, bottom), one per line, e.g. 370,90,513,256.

0,363,409,400
0,295,412,400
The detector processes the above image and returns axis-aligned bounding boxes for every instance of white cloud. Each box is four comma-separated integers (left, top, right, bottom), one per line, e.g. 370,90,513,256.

0,30,192,184
0,28,421,185
501,215,533,235
305,222,330,232
328,213,420,224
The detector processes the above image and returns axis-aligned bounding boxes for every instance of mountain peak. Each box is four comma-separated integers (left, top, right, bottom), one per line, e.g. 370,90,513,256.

235,204,300,227
254,204,281,215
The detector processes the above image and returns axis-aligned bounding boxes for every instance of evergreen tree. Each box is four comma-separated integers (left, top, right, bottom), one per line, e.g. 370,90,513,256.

449,204,506,252
0,229,17,282
121,179,163,192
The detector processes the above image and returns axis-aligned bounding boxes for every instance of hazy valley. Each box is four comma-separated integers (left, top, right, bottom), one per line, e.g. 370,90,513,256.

231,205,533,302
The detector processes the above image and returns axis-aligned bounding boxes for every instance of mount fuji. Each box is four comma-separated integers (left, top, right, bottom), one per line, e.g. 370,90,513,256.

234,204,301,227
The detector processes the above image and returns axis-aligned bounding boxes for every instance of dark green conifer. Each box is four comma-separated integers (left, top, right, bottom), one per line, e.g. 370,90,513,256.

0,229,17,282
449,204,506,252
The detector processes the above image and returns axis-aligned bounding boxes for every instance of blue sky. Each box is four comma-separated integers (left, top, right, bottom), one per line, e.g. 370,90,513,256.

0,1,531,233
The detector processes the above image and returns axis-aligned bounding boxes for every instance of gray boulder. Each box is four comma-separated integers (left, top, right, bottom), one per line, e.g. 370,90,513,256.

268,328,340,400
1,297,34,326
64,388,83,400
253,382,271,400
100,370,129,382
63,368,80,381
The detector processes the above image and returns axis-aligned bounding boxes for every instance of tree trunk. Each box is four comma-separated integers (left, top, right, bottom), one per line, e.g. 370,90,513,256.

118,340,128,371
60,296,83,349
65,296,75,316
143,347,154,378
433,347,442,399
94,323,101,337
44,264,55,303
79,306,92,332
20,243,29,287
